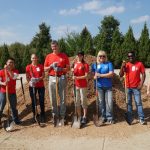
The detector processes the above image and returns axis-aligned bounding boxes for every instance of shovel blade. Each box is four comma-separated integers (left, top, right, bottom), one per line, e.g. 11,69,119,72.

4,120,14,132
72,115,81,129
58,118,64,127
34,115,41,127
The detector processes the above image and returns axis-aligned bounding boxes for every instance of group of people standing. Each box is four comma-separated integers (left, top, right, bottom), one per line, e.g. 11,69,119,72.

0,40,147,129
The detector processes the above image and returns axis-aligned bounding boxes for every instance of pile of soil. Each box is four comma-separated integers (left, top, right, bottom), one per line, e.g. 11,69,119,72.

15,55,150,123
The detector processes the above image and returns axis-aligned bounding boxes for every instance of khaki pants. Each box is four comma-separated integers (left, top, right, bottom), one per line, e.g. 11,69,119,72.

49,75,67,117
75,87,87,109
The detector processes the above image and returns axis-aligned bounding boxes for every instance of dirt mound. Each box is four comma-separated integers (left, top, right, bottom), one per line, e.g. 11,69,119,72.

15,55,150,122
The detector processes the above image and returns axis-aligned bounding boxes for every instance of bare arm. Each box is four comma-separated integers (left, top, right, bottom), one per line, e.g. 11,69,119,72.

138,72,146,90
74,72,88,80
119,61,126,77
95,71,114,78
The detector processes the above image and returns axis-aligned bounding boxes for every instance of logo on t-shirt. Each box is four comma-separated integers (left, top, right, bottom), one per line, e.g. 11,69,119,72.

132,66,138,71
36,67,40,72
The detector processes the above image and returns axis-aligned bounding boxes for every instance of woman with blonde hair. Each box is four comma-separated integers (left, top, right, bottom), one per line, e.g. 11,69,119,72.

93,50,114,124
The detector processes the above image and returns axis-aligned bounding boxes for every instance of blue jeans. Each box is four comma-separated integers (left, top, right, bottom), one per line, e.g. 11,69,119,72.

97,87,113,121
29,87,45,116
0,92,19,121
127,88,144,121
49,75,67,118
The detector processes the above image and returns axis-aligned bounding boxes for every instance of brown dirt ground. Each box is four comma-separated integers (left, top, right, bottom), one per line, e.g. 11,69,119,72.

0,55,150,149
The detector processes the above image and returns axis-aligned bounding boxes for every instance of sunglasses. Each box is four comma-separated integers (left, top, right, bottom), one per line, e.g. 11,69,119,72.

128,55,134,58
99,55,106,58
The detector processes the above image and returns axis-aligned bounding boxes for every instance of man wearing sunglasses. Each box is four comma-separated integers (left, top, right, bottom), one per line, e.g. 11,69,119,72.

119,51,146,125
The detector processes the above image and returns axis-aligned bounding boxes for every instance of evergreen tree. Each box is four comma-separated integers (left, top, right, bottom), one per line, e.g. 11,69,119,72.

121,26,136,60
12,49,22,72
22,47,31,72
138,23,150,67
0,44,10,68
94,31,107,55
30,22,51,64
58,38,68,54
95,15,120,58
111,27,124,68
80,26,94,55
65,32,82,56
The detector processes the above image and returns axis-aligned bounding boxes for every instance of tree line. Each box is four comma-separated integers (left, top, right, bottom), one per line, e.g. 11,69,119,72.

0,15,150,72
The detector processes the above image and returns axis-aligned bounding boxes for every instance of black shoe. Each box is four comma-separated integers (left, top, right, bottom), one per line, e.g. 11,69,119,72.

40,115,46,123
14,119,22,125
32,117,36,123
81,117,87,124
53,115,58,127
102,118,107,123
124,112,132,125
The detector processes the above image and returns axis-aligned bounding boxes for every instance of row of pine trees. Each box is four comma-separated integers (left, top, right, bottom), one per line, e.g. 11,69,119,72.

0,15,150,73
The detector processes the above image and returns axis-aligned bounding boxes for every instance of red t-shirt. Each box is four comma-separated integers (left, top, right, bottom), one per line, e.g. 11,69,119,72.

74,62,89,88
44,53,70,76
125,61,145,88
0,69,19,94
26,64,44,88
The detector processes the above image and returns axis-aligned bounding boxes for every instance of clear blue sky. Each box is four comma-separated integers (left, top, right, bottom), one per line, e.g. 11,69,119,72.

0,0,150,45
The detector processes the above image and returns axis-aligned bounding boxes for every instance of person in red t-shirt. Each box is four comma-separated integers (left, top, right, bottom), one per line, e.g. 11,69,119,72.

120,51,146,125
71,51,89,125
0,58,22,126
44,40,70,126
26,54,45,123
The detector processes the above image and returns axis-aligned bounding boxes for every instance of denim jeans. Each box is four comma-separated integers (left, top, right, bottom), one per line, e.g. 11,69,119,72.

29,87,45,116
97,87,113,121
0,92,19,121
127,88,145,121
49,75,67,117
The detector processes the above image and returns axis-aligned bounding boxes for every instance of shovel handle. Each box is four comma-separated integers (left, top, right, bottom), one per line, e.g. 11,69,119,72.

4,69,10,117
20,77,28,107
55,72,59,113
124,73,128,104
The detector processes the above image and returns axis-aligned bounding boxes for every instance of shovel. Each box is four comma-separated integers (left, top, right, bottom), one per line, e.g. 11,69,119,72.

93,78,102,127
3,69,14,132
124,73,132,125
54,73,61,127
32,86,42,127
20,77,28,108
72,80,81,129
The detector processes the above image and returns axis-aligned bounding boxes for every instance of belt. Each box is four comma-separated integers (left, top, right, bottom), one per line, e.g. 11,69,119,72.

49,74,66,77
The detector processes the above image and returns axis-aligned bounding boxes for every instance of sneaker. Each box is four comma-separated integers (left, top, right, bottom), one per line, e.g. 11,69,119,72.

107,120,115,124
139,119,146,125
81,117,87,124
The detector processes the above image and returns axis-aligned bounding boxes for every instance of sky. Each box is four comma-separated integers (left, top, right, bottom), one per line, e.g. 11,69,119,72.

0,0,150,45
